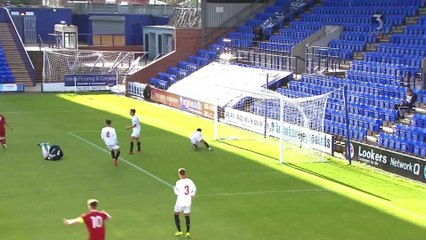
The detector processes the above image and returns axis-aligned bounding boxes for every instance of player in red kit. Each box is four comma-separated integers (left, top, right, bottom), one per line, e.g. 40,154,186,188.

0,114,12,149
63,199,111,240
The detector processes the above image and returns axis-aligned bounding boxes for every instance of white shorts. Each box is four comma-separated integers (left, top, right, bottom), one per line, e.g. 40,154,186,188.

106,144,120,151
174,204,191,214
190,139,199,145
131,129,140,138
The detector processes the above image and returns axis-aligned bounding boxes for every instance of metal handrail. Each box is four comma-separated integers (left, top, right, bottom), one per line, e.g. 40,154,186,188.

38,34,44,50
153,52,165,61
2,7,35,84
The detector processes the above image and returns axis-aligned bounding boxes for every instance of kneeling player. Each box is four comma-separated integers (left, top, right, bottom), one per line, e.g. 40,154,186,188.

189,128,212,150
38,143,63,160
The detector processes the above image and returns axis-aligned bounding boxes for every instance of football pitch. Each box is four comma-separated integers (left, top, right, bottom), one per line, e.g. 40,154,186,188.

0,93,425,240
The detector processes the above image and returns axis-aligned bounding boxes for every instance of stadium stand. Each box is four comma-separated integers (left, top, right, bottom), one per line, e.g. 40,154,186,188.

227,0,426,158
0,44,14,84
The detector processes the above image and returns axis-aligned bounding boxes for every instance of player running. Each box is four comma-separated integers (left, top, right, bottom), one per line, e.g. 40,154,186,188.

63,199,111,240
126,109,141,154
173,168,197,238
101,119,121,167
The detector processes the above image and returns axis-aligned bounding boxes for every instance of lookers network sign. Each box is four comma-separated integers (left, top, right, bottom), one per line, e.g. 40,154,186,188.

349,141,426,183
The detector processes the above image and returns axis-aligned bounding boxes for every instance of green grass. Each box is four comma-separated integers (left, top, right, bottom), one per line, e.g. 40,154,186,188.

0,93,425,240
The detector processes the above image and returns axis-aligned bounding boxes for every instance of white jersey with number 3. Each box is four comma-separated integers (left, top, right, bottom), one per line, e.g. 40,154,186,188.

174,178,196,207
101,127,118,146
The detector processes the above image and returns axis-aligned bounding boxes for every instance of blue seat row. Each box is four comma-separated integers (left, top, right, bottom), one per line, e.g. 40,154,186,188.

312,6,418,16
377,43,426,57
329,39,365,52
228,32,254,41
255,12,274,21
413,90,426,104
378,133,426,157
187,56,209,68
148,77,169,90
230,39,252,49
302,14,381,25
236,25,254,34
340,31,376,42
350,60,404,76
391,34,426,46
395,124,426,142
279,29,314,38
265,5,284,13
363,52,422,70
167,67,188,80
245,19,264,27
0,46,14,84
197,50,217,61
412,114,426,129
324,120,367,141
322,0,422,7
347,70,402,86
274,0,292,8
404,25,426,36
258,42,293,53
177,61,198,73
289,21,323,30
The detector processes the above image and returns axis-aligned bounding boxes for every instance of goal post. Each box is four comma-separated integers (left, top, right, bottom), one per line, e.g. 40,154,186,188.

213,85,336,164
42,49,139,93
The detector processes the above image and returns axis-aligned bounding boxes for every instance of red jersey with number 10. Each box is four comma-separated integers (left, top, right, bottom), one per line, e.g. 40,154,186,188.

81,210,110,240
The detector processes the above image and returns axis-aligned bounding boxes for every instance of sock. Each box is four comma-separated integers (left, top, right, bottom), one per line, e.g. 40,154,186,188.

41,143,50,158
174,214,181,232
192,144,198,149
130,142,134,152
137,142,141,151
185,215,191,233
203,142,210,149
115,150,121,159
110,150,115,159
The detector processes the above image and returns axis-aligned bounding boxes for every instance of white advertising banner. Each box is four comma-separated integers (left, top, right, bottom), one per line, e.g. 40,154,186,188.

223,108,333,154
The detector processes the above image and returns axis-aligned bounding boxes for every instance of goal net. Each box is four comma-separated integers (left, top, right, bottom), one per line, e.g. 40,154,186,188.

214,85,336,164
43,49,137,92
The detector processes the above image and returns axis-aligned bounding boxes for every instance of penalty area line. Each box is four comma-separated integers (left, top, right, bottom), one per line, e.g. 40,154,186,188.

67,131,173,189
198,188,327,198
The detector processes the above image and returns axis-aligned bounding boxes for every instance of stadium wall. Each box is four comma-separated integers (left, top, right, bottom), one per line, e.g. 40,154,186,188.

204,1,272,28
9,7,73,43
127,27,225,84
73,13,169,46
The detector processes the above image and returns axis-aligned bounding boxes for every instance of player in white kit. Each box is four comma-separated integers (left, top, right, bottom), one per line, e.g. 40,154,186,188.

173,168,197,238
126,109,141,154
190,128,212,150
101,119,120,167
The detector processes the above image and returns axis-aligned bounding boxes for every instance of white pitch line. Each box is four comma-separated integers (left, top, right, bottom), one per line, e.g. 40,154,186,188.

67,132,173,188
198,188,327,198
3,110,97,114
68,132,327,198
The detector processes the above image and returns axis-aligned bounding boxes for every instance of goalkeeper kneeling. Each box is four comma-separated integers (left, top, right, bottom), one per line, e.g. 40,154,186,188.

190,128,212,151
38,143,64,160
